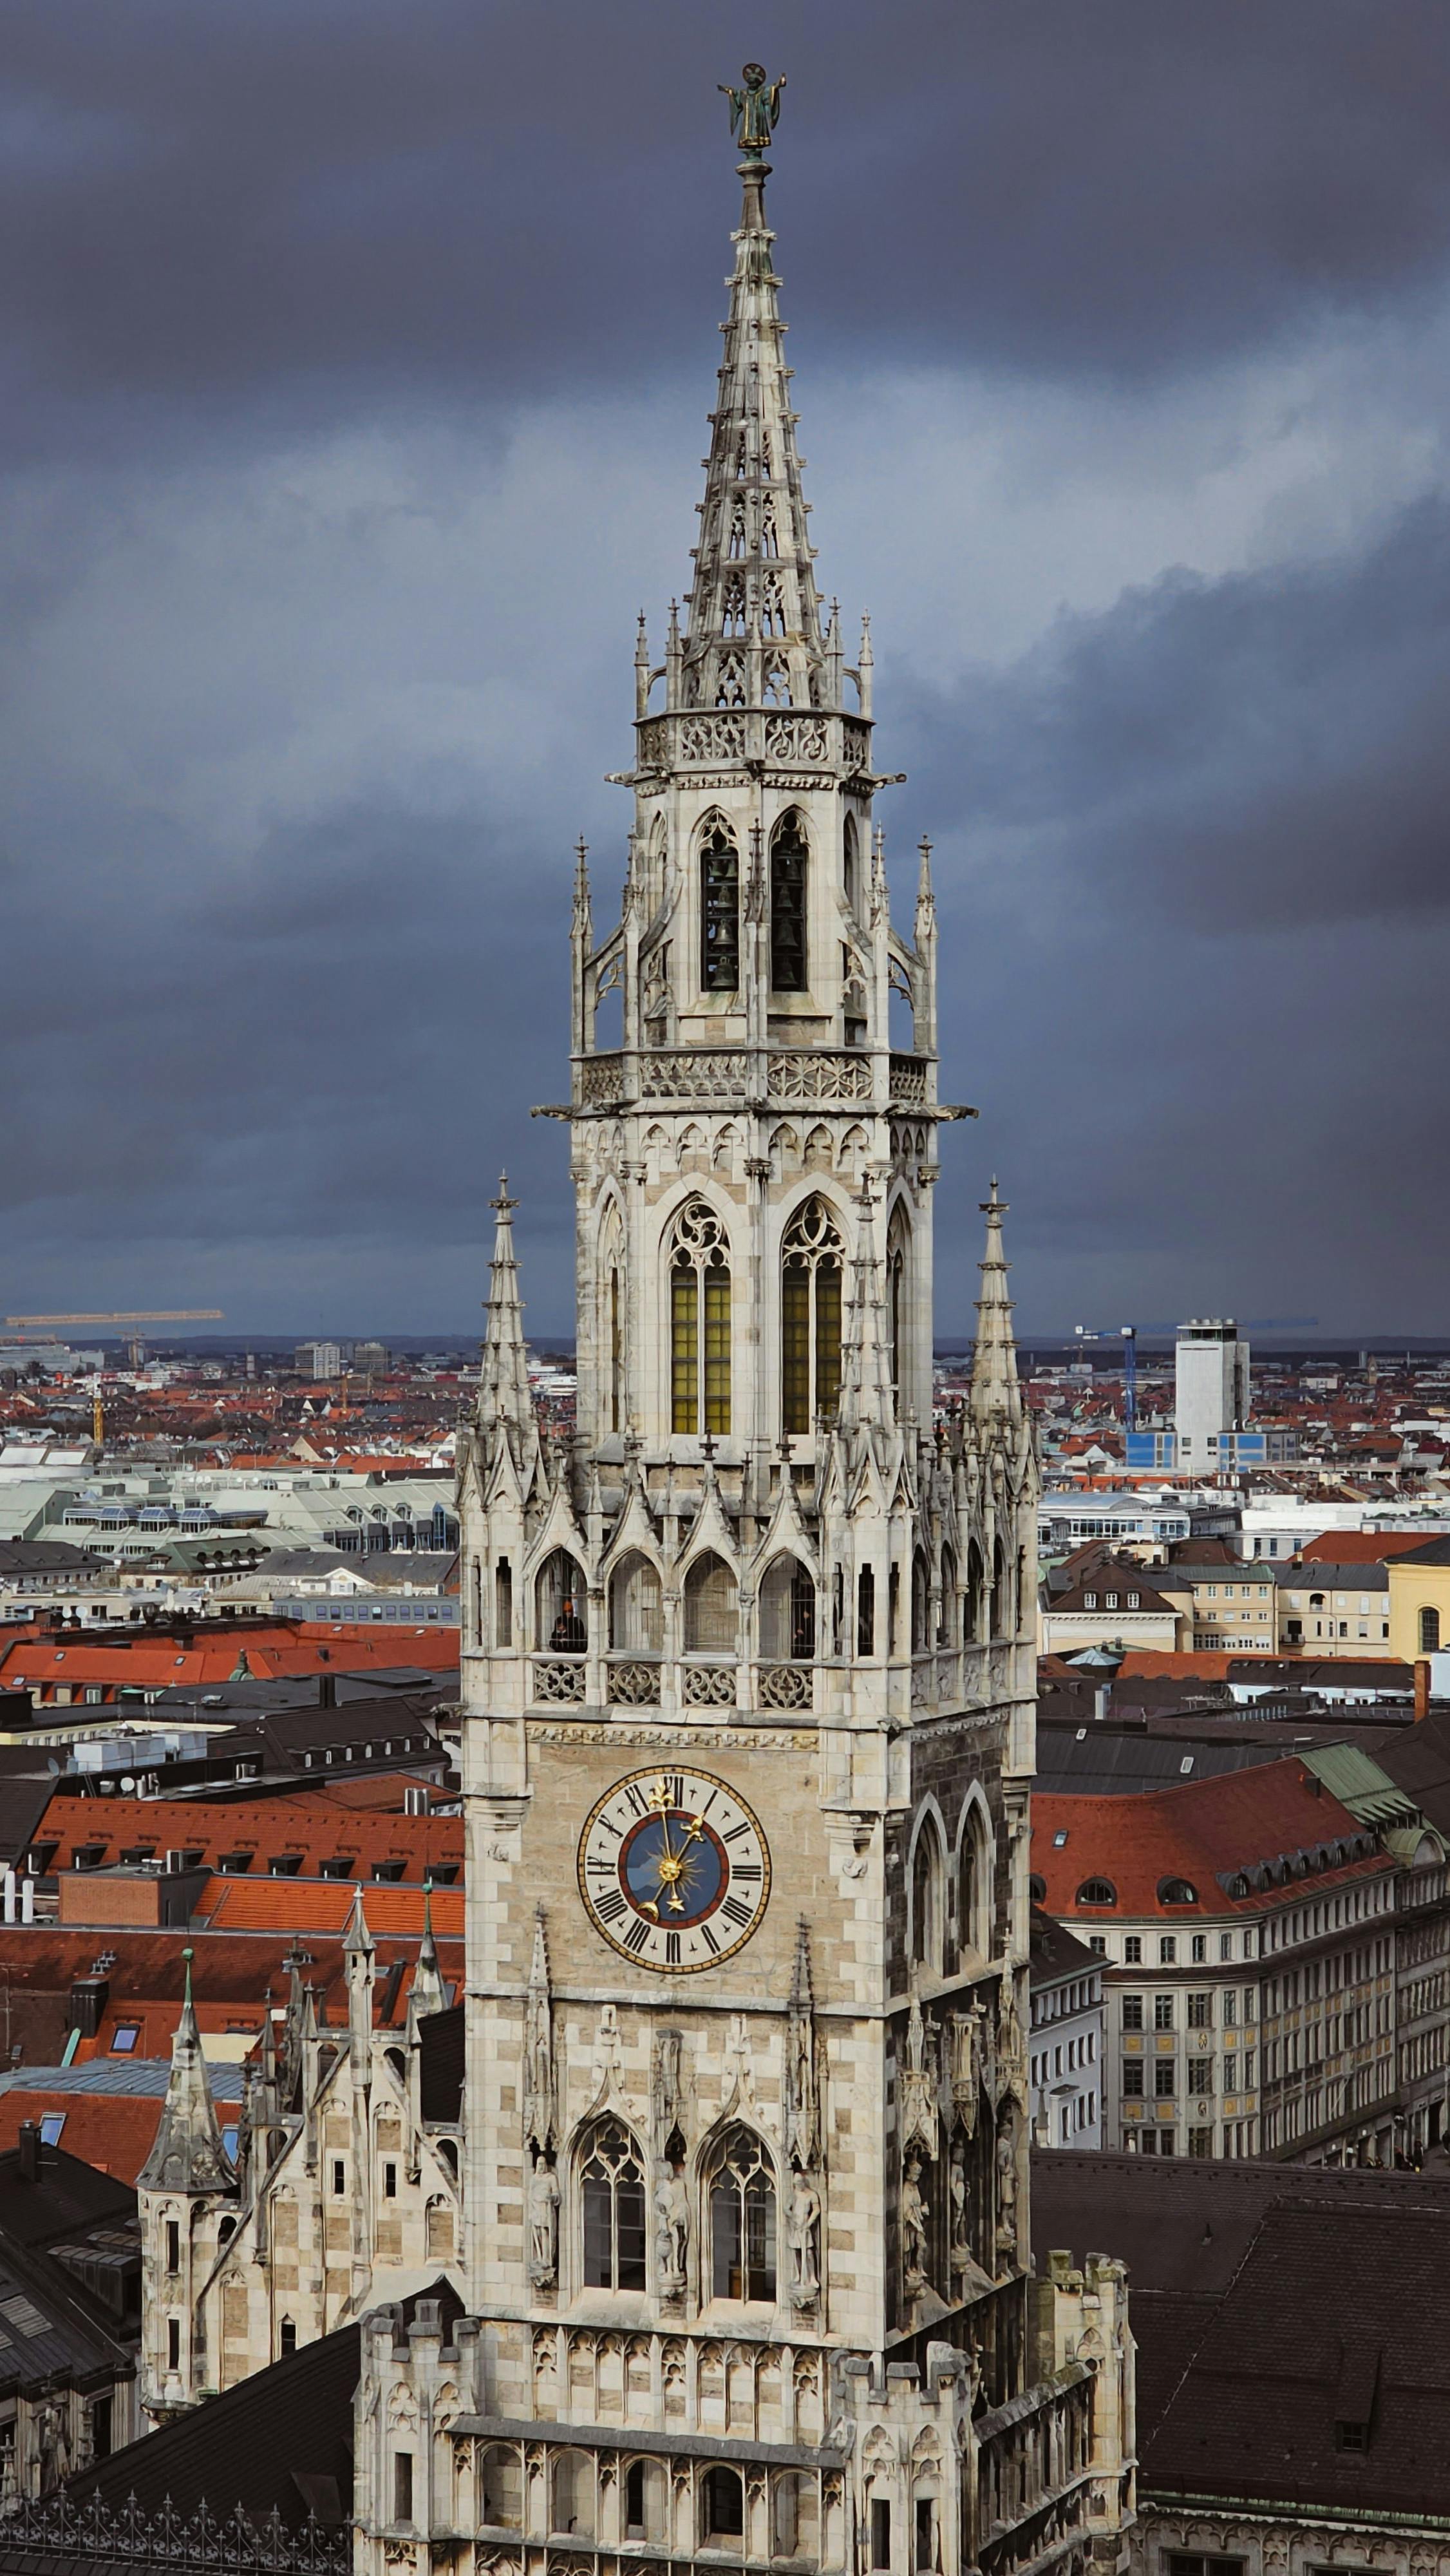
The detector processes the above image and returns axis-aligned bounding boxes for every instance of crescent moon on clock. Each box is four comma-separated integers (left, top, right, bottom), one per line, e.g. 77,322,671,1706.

578,1766,771,1973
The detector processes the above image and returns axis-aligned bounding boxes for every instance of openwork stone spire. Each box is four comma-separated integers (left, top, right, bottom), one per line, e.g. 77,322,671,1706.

970,1180,1022,1429
683,69,825,716
139,1946,232,2195
477,1173,533,1434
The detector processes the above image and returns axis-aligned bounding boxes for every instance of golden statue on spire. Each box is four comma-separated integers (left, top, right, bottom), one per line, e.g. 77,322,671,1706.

719,62,786,154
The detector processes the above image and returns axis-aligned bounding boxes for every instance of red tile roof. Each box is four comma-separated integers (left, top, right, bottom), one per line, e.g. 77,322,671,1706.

194,1877,463,1938
1298,1531,1441,1564
0,2090,164,2185
1032,1761,1390,1922
0,1620,459,1698
38,1789,461,1883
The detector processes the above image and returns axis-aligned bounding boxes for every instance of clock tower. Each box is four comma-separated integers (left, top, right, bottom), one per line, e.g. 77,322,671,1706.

354,73,1133,2576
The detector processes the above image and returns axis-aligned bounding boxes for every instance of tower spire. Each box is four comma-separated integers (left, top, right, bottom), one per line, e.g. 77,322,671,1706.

477,1173,534,1435
970,1180,1022,1429
139,1946,232,2195
685,68,823,715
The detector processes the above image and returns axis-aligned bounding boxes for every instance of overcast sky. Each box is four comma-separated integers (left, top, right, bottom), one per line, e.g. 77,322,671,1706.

5,1,1450,1340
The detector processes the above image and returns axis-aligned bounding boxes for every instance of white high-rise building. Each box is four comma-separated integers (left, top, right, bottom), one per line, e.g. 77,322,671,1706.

1174,1319,1250,1472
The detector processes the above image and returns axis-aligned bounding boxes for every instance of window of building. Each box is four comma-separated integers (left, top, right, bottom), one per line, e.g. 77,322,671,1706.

710,2125,777,2301
781,1196,843,1433
1189,2056,1214,2096
1122,2060,1144,2097
1154,2059,1176,2097
581,2119,648,2292
1124,1936,1142,1964
331,2159,345,2195
683,1550,738,1654
1420,1607,1440,1653
167,2317,180,2370
1188,1993,1212,2027
39,2114,65,2146
393,2453,413,2524
670,1200,731,1437
111,2025,140,2054
857,1564,875,1657
769,811,809,991
704,2466,746,2541
1159,1936,1178,1965
279,2316,297,2356
1121,1996,1144,2030
1191,1935,1207,1962
700,818,740,990
870,2499,892,2570
1188,2128,1215,2159
1154,1994,1174,2030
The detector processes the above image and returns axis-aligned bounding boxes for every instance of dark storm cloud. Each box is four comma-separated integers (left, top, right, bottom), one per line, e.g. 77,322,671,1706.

6,3,1450,1332
914,494,1450,933
7,0,1450,457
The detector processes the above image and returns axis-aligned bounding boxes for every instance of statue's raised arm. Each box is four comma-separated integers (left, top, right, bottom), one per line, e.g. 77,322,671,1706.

719,63,786,153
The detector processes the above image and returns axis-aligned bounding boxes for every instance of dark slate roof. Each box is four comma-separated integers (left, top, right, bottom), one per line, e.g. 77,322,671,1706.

1028,1909,1100,1991
0,2143,136,2251
1034,1727,1286,1797
418,2002,464,2126
55,2281,461,2532
1393,1535,1450,1566
1363,1709,1450,1839
1149,2201,1450,2517
1276,1561,1388,1591
1032,2147,1450,2502
0,1546,105,1577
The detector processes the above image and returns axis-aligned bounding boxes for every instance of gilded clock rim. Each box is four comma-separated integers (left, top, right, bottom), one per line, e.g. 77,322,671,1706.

576,1765,772,1974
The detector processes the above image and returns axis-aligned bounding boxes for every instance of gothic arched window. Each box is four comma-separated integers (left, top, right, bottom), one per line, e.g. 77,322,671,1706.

910,1548,931,1654
781,1196,843,1434
965,1540,985,1645
579,2119,647,2291
911,1817,945,1976
759,1555,816,1662
990,1537,1007,1640
843,814,860,915
684,1551,738,1654
536,1549,586,1654
708,2126,777,2301
887,1206,910,1417
957,1799,990,1964
857,1564,876,1657
770,810,808,990
937,1544,958,1648
701,820,740,992
609,1552,663,1654
670,1200,731,1436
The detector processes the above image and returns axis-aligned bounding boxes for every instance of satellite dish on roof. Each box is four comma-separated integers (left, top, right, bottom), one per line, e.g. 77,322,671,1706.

121,1776,136,1792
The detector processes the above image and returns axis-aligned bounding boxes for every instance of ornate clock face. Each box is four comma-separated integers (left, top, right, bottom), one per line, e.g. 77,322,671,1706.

578,1767,771,1973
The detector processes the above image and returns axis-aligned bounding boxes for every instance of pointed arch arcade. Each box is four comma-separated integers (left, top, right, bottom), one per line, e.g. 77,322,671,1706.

769,810,808,991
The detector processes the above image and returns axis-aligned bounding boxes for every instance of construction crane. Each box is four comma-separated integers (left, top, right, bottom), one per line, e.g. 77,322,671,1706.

1075,1325,1138,1433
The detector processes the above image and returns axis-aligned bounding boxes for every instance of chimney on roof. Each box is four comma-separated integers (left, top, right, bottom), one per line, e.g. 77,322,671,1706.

17,2121,39,2184
318,1673,336,1709
1415,1659,1431,1723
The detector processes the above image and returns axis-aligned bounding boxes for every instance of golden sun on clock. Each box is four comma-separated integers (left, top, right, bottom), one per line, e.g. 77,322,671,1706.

577,1767,771,1973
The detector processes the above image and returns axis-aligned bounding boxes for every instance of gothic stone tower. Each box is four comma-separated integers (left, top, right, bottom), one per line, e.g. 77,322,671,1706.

354,73,1131,2576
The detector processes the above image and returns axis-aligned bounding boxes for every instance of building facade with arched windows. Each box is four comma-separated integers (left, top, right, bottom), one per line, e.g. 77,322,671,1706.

352,78,1134,2576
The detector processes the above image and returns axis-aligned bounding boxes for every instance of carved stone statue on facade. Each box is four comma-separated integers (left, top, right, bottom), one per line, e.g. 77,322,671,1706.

523,1910,556,2153
995,2112,1020,2265
655,2161,690,2295
719,64,786,154
788,2168,822,2308
901,2152,930,2302
899,1997,940,2161
528,2156,560,2287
